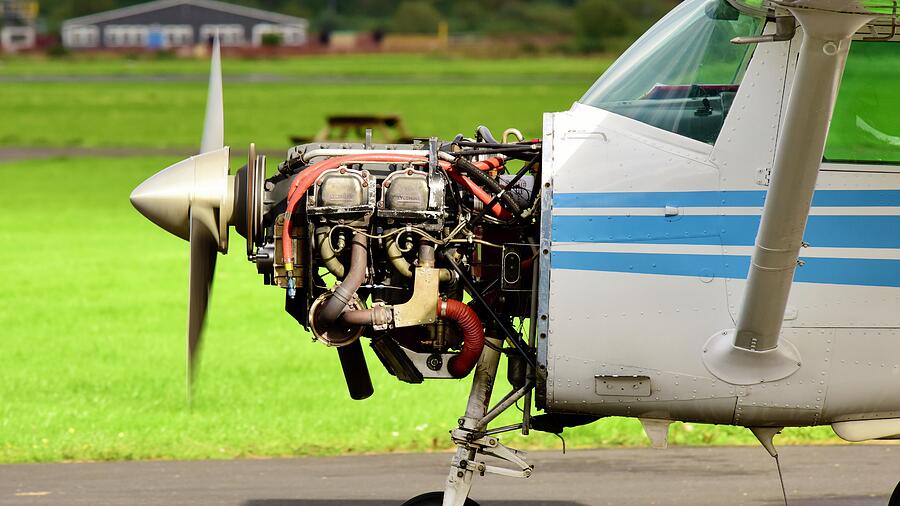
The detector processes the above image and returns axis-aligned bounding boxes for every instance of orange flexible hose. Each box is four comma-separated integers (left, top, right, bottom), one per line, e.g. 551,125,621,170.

440,298,486,378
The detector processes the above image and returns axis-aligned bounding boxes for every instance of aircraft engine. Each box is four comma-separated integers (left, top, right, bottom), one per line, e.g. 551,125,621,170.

242,133,541,399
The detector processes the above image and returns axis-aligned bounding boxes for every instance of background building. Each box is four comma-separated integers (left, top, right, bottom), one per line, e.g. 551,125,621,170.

61,0,308,50
0,0,38,53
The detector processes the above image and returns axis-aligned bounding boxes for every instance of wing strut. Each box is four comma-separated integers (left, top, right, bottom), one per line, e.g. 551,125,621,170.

703,6,874,385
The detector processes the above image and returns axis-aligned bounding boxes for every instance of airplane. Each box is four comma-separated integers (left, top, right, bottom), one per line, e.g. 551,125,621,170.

128,0,900,504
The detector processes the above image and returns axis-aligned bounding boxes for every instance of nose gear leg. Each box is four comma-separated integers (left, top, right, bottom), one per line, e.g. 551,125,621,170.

440,335,533,506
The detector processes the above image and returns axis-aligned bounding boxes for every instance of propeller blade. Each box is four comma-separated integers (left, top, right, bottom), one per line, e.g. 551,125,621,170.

187,205,219,399
130,34,236,405
200,35,223,154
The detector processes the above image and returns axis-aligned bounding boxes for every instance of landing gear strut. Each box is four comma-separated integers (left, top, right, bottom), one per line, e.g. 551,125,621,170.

416,333,535,506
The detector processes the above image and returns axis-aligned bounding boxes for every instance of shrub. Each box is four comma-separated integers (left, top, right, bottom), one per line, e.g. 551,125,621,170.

261,33,283,47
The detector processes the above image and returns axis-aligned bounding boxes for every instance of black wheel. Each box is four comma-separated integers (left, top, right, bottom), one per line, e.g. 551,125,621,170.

890,480,900,506
401,491,480,506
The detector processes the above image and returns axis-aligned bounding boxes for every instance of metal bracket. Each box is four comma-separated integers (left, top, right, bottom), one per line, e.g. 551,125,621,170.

391,266,439,327
733,16,796,44
451,432,533,479
399,347,455,378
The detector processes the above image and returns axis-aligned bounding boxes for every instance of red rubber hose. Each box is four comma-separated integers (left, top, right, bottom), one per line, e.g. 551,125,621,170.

443,166,512,220
440,298,485,378
472,156,505,171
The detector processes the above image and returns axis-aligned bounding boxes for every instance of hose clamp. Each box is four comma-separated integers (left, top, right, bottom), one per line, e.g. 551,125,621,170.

439,298,449,317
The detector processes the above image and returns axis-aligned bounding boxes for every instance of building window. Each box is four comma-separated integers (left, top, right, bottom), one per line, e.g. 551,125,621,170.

162,25,193,47
64,25,100,48
252,23,306,46
279,25,305,45
104,25,150,48
199,24,244,46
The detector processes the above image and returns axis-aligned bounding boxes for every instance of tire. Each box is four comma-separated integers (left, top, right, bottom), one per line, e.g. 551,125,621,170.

401,491,480,506
890,481,900,506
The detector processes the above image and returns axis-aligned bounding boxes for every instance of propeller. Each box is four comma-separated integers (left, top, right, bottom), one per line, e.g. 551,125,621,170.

129,36,236,402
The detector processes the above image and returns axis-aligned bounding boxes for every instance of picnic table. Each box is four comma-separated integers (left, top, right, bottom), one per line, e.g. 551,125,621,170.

290,114,415,144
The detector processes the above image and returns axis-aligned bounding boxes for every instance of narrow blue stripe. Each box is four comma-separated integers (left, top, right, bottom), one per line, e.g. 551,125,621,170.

552,215,900,249
552,252,900,287
553,190,900,209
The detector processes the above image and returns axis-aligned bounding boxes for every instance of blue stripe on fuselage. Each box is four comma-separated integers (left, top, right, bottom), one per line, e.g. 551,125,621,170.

552,251,900,287
552,215,900,249
552,190,900,208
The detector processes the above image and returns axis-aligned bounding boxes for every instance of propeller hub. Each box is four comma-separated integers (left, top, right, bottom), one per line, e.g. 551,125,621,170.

130,147,233,252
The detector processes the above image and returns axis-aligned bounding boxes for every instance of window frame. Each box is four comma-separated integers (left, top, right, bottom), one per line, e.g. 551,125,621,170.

199,24,245,46
578,0,765,146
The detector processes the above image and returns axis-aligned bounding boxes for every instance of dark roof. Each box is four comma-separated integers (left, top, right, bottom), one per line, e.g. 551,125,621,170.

62,0,307,27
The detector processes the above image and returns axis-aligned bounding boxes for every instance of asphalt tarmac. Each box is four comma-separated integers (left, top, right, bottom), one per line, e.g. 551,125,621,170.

2,445,899,506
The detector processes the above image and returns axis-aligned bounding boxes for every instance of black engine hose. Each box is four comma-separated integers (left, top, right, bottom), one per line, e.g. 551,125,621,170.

470,155,539,227
452,146,540,157
452,157,523,217
476,125,499,144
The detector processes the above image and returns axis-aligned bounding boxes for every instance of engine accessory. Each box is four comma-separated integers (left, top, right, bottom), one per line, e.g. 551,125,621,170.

439,298,485,378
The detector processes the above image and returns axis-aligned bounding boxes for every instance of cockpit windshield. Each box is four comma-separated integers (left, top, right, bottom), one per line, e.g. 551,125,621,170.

579,0,764,144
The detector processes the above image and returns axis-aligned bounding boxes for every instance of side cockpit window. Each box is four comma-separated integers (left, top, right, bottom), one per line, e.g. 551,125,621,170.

825,42,900,165
579,0,763,144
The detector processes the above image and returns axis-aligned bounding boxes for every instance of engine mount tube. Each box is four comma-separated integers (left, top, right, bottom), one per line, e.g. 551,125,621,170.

440,298,485,378
319,233,368,325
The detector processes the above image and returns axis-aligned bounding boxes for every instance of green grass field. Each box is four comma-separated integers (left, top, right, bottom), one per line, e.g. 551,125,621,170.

0,54,608,79
0,80,587,149
0,54,848,464
0,55,605,149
